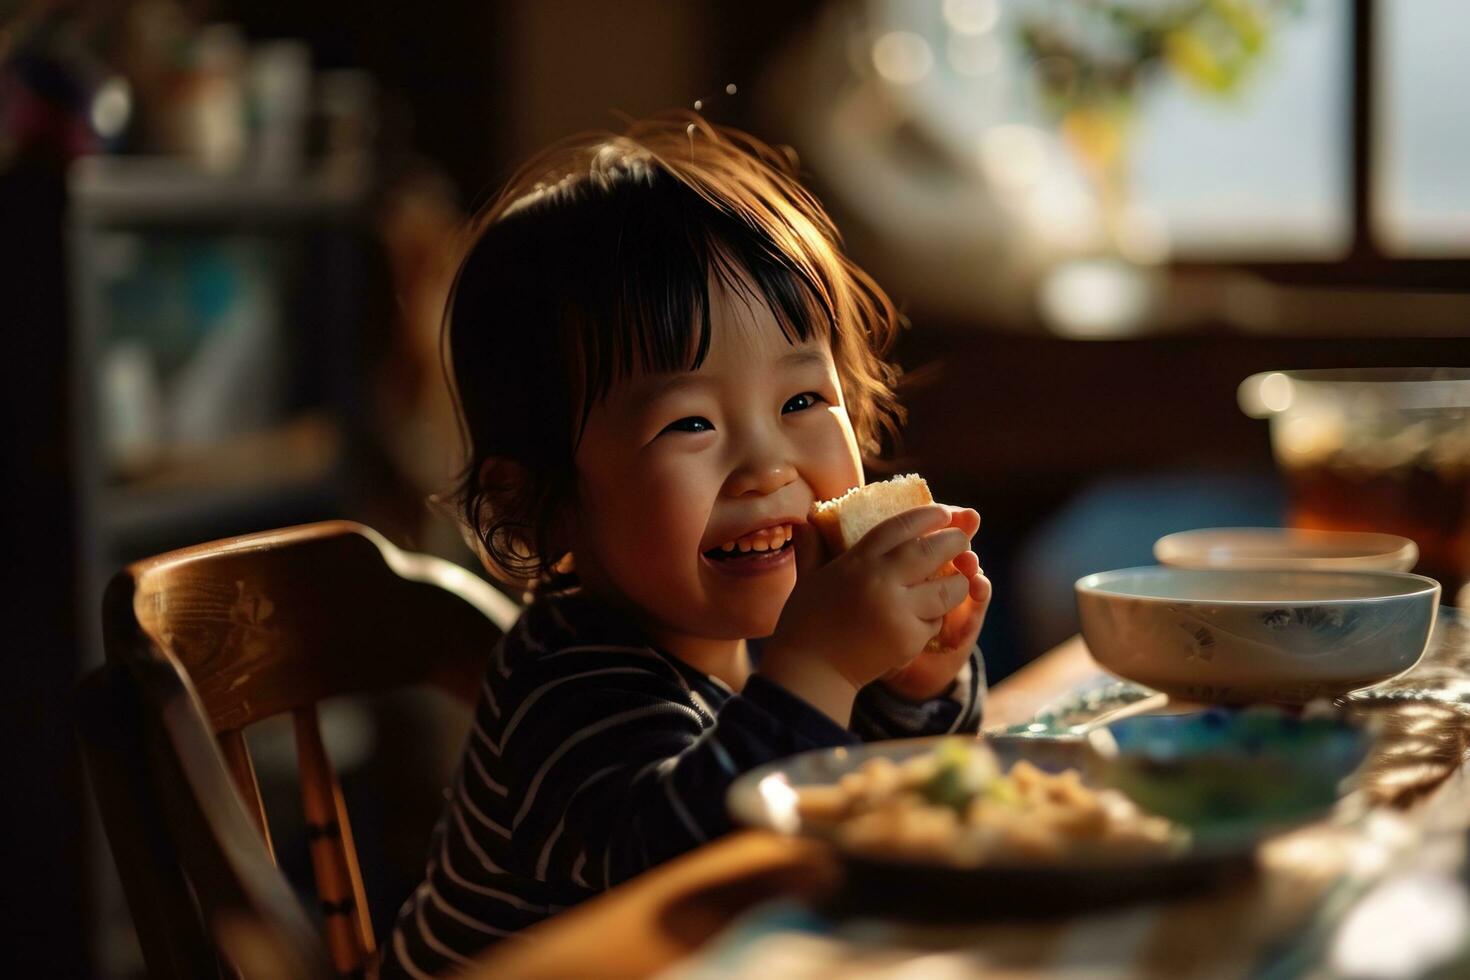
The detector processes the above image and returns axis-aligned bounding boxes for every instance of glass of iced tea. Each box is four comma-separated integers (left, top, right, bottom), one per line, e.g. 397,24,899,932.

1239,368,1470,607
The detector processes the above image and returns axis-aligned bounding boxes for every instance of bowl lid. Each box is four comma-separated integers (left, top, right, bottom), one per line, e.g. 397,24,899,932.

1153,527,1419,571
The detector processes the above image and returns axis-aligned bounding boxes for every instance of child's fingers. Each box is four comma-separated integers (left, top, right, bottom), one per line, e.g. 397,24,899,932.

933,603,984,656
971,573,992,604
889,527,971,584
907,571,971,621
942,506,981,537
853,504,952,559
953,549,980,579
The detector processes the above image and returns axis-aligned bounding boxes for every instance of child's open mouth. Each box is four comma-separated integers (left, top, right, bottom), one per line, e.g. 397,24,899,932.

702,523,796,576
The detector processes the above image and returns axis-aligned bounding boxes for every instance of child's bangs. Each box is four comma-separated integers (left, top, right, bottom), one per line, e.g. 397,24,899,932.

572,183,841,433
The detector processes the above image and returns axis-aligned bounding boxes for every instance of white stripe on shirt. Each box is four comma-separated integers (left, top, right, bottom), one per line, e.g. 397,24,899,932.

392,918,440,980
657,757,708,843
427,881,515,937
571,851,590,889
465,740,508,795
543,643,667,659
535,763,622,881
480,676,501,718
415,890,474,966
513,703,701,828
437,831,544,912
471,717,501,757
499,667,655,748
456,772,511,838
542,644,693,690
688,689,717,723
450,801,507,876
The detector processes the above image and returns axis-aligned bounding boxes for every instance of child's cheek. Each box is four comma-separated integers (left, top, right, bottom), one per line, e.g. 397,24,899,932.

805,414,864,501
626,463,709,570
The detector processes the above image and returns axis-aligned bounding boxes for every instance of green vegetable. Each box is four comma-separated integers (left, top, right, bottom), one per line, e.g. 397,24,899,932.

918,740,1001,812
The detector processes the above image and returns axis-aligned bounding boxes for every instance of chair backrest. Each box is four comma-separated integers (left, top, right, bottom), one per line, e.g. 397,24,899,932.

83,520,520,978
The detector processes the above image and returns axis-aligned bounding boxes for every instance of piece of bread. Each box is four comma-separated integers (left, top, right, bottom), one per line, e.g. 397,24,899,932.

809,474,957,652
809,474,938,554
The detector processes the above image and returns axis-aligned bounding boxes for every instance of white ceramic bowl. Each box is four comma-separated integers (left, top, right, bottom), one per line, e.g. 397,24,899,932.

1075,566,1440,704
1154,527,1418,573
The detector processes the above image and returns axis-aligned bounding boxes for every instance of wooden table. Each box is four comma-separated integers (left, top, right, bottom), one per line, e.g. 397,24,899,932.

466,625,1470,979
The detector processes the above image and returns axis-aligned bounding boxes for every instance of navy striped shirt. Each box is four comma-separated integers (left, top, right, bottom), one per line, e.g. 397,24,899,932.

381,588,983,977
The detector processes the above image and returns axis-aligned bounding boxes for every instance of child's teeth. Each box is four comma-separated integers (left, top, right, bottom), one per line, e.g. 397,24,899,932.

714,523,794,556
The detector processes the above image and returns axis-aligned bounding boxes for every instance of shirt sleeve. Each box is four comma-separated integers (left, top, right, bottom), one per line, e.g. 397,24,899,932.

499,649,857,898
849,645,986,741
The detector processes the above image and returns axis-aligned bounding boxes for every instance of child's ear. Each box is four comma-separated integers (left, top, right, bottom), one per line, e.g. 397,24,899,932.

479,456,581,563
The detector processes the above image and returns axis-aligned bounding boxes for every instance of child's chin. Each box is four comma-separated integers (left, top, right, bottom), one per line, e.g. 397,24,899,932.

711,598,785,641
700,575,793,637
744,605,788,640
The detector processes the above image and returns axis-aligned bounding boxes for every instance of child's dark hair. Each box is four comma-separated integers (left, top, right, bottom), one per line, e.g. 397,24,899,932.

443,112,906,587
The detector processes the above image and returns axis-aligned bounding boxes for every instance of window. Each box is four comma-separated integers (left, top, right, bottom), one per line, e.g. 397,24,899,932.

1374,0,1470,255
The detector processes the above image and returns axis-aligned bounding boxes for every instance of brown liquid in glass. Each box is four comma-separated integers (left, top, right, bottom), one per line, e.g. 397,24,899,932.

1285,460,1470,600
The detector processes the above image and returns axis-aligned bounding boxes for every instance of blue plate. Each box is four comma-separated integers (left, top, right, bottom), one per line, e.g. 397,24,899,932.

1092,707,1372,846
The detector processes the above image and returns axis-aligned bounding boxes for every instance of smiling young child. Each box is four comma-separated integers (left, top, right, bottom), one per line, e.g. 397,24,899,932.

382,115,991,977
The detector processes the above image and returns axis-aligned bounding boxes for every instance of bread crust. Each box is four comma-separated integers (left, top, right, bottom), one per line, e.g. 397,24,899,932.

809,474,935,553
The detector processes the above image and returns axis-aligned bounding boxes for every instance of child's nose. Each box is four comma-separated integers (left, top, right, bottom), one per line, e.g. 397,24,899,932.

726,460,796,498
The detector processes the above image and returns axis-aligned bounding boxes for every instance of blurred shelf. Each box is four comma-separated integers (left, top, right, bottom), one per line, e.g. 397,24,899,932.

101,475,345,548
68,156,368,229
99,414,346,544
68,179,376,670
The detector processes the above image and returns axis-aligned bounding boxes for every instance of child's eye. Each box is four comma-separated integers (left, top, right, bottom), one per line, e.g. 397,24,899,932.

661,416,714,435
782,392,825,414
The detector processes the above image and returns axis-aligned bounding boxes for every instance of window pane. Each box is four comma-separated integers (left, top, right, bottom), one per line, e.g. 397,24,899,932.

1128,0,1350,258
869,0,1351,260
1375,0,1470,255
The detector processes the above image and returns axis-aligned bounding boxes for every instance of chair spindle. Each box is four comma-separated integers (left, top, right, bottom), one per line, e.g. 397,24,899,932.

218,730,276,864
292,706,374,975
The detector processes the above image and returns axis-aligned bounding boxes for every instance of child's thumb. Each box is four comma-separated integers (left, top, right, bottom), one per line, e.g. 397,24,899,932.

791,521,829,579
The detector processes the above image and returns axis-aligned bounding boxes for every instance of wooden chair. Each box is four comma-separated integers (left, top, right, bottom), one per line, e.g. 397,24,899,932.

78,521,521,979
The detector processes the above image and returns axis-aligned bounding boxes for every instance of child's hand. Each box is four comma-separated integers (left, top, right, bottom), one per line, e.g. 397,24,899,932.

879,538,991,702
759,504,978,723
